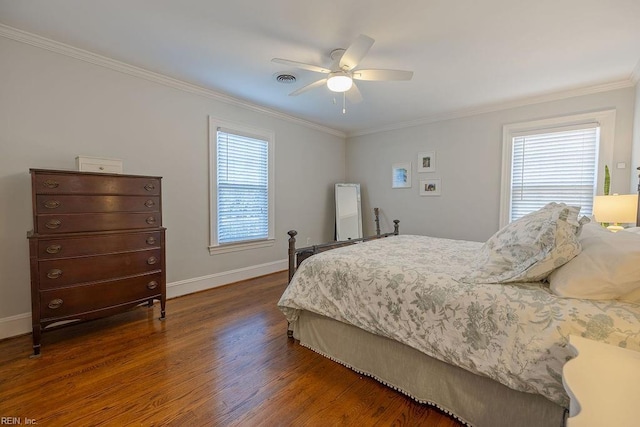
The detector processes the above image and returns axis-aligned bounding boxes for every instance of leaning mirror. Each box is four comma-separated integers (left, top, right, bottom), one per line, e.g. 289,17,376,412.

335,183,363,241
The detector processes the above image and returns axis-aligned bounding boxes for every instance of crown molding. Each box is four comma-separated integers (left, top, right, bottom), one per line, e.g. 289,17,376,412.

0,24,346,139
348,79,635,138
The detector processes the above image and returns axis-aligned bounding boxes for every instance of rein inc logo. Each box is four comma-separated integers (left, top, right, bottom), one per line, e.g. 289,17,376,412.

1,418,36,425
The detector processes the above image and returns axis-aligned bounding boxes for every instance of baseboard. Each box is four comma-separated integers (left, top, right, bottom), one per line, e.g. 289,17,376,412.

0,312,32,341
166,259,287,298
0,259,288,341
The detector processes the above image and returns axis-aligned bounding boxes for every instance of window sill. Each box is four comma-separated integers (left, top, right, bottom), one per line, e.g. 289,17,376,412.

208,238,275,255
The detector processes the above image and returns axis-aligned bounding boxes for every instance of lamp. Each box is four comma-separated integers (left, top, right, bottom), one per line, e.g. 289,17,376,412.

593,194,639,232
326,71,353,92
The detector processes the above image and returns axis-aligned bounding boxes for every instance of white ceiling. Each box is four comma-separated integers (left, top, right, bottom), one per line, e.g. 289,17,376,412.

1,0,639,135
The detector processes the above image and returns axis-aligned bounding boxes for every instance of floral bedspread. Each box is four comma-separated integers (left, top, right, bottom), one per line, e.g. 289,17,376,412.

277,235,640,407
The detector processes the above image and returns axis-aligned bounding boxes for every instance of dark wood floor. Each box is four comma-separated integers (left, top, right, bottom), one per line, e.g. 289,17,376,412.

0,271,462,426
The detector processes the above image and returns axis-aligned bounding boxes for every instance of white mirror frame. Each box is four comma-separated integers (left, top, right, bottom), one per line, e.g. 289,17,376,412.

335,183,363,241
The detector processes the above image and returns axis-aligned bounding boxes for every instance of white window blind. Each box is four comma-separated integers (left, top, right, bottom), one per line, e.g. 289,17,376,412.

216,128,269,244
510,125,599,222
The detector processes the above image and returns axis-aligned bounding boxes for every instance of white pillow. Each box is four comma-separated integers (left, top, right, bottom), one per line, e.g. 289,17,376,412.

621,226,640,235
462,203,586,283
548,223,640,304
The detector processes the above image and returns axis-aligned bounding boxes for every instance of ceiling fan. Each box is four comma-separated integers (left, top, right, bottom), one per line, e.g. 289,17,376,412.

272,34,413,107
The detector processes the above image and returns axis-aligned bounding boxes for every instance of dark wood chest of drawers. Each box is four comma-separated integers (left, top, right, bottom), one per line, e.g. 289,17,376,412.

28,169,166,356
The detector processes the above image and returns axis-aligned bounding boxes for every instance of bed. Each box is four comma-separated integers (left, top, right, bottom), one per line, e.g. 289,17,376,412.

278,175,640,427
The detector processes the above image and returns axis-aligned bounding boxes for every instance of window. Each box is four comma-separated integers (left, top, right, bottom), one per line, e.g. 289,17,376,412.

500,110,615,227
209,118,274,254
510,126,599,220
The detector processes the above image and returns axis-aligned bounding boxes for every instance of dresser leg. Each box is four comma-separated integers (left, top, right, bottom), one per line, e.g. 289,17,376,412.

31,325,41,358
160,297,166,320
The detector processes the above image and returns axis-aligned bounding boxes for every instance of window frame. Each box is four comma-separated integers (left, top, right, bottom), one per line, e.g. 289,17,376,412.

208,117,275,255
499,110,616,228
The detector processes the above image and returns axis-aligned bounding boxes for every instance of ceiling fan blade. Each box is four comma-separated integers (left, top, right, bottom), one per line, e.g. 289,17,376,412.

345,83,363,104
271,58,331,74
339,34,375,71
289,78,327,96
353,69,414,81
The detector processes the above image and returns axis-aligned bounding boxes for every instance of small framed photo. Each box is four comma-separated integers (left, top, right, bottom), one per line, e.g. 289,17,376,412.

420,178,441,196
392,162,412,189
417,151,436,173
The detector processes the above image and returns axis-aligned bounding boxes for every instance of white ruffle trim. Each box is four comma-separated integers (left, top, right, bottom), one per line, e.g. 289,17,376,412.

299,342,473,427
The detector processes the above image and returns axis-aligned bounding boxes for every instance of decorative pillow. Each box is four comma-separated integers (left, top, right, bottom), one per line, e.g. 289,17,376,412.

548,223,640,304
461,203,586,283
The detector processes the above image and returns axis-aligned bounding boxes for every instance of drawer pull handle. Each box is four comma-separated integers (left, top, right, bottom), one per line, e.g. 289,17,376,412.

144,183,156,191
48,299,63,309
147,256,158,265
146,216,157,225
47,269,63,279
146,236,156,245
43,179,59,189
44,200,61,209
147,281,158,290
45,219,62,229
144,199,155,208
46,245,62,254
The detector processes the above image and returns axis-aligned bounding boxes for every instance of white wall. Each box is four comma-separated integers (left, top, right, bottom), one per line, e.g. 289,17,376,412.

0,36,345,337
347,88,636,242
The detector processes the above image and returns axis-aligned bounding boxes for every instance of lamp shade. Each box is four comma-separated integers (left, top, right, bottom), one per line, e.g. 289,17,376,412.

593,194,638,224
326,72,353,92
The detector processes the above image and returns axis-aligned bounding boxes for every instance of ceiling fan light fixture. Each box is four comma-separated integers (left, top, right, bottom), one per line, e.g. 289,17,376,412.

326,72,353,92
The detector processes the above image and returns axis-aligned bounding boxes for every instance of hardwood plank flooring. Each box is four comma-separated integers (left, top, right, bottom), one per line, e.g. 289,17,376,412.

0,271,463,426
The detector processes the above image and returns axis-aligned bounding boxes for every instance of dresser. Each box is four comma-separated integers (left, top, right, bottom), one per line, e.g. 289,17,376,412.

27,169,166,356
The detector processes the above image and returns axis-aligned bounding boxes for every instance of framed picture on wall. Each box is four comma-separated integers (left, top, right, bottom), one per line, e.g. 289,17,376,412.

392,162,412,188
420,178,441,196
417,151,436,173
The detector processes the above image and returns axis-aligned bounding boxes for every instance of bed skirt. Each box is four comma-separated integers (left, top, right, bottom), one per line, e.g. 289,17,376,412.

292,310,567,427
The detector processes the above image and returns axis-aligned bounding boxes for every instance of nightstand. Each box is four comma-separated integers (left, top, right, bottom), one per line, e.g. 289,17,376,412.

563,335,640,427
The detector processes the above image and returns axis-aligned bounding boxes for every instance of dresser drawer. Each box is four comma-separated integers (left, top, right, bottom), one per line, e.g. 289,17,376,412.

37,231,162,259
33,173,160,196
36,212,161,234
39,249,162,289
35,195,160,214
40,272,162,319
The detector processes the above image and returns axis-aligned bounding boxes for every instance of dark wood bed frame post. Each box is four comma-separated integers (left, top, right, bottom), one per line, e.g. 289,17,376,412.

287,230,297,283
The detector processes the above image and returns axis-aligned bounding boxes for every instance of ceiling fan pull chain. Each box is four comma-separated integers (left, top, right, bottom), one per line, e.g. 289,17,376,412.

343,92,346,114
